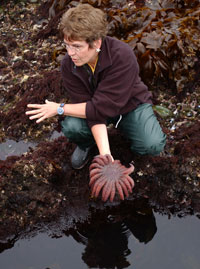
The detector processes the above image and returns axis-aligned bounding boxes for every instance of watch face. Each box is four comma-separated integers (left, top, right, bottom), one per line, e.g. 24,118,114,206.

57,107,64,115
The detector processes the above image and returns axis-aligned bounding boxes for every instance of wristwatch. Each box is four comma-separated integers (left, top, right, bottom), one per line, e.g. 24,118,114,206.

57,103,65,115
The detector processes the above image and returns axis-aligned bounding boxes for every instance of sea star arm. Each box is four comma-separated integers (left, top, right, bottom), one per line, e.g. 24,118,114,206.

89,155,135,202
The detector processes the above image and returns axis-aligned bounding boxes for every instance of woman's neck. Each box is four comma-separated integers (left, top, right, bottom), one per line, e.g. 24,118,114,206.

88,53,98,68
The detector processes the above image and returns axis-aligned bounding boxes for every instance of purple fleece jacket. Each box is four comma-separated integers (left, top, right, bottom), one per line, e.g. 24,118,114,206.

61,36,152,128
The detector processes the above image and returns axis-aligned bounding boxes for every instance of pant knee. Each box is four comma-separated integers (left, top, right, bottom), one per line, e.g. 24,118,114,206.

145,137,166,156
61,117,94,149
61,117,82,139
131,134,166,156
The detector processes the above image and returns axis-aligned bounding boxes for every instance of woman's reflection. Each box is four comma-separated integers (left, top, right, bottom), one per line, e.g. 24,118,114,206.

67,199,157,268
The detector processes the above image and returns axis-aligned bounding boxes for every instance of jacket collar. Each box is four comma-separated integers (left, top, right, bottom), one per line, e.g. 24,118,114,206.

96,37,112,72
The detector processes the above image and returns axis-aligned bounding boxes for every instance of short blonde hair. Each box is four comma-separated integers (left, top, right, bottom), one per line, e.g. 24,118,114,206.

60,4,108,45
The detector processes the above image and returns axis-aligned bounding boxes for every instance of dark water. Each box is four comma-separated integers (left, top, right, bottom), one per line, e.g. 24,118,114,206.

0,213,200,269
0,139,36,160
0,131,62,160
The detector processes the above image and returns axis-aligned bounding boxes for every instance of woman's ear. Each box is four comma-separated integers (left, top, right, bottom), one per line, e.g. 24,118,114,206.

94,39,102,52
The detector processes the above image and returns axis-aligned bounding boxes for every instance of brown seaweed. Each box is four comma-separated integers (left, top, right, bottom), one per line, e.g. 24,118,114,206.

0,121,200,242
34,0,200,92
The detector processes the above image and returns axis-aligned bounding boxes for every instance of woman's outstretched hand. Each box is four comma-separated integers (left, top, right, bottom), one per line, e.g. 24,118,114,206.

26,100,59,123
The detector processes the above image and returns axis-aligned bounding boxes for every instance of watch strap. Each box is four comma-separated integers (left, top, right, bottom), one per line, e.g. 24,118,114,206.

57,103,65,115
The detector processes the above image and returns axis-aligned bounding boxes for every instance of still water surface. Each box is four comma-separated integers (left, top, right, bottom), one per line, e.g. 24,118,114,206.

0,213,199,269
0,131,61,160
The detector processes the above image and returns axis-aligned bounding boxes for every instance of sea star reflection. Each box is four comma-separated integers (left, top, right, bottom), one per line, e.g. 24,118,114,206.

89,154,134,202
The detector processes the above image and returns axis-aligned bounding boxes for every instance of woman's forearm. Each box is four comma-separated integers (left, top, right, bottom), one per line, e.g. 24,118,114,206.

64,103,86,118
91,124,111,156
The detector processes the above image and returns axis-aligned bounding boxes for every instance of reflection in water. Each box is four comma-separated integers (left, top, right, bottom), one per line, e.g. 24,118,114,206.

1,199,200,269
65,200,157,268
0,199,156,269
0,236,17,254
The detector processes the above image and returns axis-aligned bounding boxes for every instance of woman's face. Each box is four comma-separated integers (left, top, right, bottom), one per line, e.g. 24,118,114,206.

63,36,101,66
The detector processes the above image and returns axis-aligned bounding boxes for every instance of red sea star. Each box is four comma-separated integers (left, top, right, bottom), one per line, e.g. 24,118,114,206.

89,154,134,202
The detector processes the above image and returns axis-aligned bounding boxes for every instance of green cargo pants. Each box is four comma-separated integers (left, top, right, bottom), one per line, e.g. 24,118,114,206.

61,103,166,156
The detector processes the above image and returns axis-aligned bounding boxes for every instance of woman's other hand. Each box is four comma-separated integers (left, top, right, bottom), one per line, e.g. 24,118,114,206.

26,100,59,123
